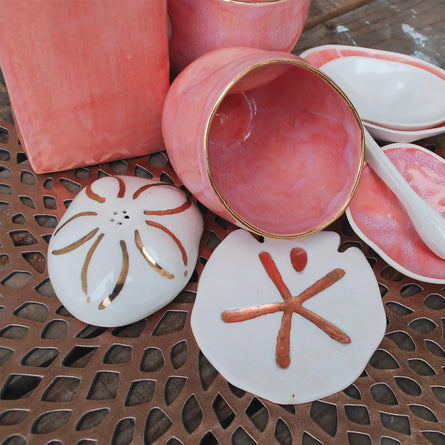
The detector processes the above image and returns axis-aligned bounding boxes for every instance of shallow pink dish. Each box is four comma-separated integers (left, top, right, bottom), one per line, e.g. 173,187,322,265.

300,44,445,143
347,144,445,284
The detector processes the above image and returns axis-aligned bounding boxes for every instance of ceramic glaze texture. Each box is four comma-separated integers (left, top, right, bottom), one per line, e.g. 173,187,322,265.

0,0,170,173
47,176,204,327
191,230,386,404
162,47,364,239
347,144,445,284
167,0,311,73
300,44,445,142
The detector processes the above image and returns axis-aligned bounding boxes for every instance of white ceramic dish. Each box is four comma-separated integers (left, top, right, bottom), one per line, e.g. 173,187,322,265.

48,176,204,327
192,230,386,404
347,144,445,284
300,44,445,142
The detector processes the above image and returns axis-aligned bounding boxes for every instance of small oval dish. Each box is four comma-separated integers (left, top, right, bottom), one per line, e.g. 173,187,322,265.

299,44,445,142
48,175,204,327
191,229,386,404
347,144,445,284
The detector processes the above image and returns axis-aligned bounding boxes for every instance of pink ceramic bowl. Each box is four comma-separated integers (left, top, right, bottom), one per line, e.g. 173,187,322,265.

167,0,311,73
162,47,364,239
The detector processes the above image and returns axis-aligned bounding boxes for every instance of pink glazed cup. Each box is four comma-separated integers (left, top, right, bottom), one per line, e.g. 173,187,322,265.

162,47,364,239
167,0,311,74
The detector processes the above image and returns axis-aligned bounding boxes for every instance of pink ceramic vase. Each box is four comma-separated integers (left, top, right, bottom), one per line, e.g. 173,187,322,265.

167,0,312,73
162,47,364,239
0,0,170,173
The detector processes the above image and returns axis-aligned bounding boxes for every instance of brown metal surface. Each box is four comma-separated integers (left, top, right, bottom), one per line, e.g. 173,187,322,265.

0,120,444,444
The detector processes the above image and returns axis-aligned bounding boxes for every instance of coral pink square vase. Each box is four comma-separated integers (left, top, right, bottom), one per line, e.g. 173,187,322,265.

0,0,170,173
162,47,364,239
167,0,311,73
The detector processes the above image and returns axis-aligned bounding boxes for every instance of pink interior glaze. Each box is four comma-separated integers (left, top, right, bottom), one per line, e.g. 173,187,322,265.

207,63,363,236
349,146,445,280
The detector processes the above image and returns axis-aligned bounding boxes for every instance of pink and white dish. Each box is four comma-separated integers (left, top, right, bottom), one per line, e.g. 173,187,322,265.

347,144,445,284
191,229,386,404
48,176,204,327
300,44,445,142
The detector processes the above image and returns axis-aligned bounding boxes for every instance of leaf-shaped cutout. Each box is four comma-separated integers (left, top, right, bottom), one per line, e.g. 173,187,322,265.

344,405,371,424
310,401,337,437
385,301,414,315
19,195,35,208
231,427,256,445
0,253,10,270
160,172,175,185
199,351,218,391
43,196,57,210
385,331,416,351
228,382,246,399
149,151,169,167
0,409,29,426
59,177,81,194
153,310,187,336
1,374,42,400
343,384,361,400
76,408,109,431
0,201,9,215
0,347,14,366
0,324,28,339
140,347,164,372
206,231,222,252
22,251,46,274
0,146,10,159
182,394,203,434
380,412,411,435
14,302,48,322
41,377,81,402
125,380,156,406
408,317,437,334
213,393,235,429
112,417,135,445
408,359,436,376
409,405,438,423
370,349,400,369
171,340,188,369
20,170,36,185
275,418,292,445
380,438,401,445
41,320,68,340
44,178,54,190
380,266,404,281
12,213,25,224
34,214,58,228
174,290,196,303
103,344,132,364
348,433,372,445
422,431,445,444
35,278,56,298
371,383,398,405
1,271,32,289
31,410,72,434
144,408,172,444
16,152,28,164
75,325,107,339
431,386,445,404
425,339,445,357
134,164,154,179
108,160,128,174
111,319,146,338
62,346,98,368
424,293,445,310
280,404,296,415
394,376,422,396
400,283,423,298
0,183,12,195
86,371,120,400
21,347,59,367
73,167,90,179
246,397,269,433
199,432,218,445
0,166,11,178
9,229,38,246
164,376,187,406
302,432,323,445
